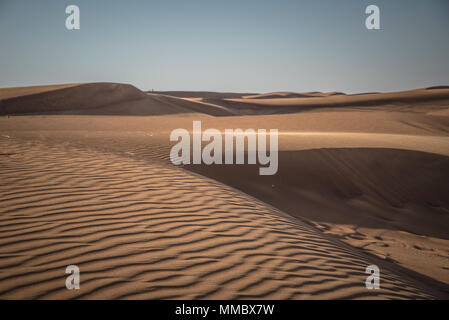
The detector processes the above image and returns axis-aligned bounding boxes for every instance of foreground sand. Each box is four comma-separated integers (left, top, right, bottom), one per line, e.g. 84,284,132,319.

0,136,444,299
0,83,448,299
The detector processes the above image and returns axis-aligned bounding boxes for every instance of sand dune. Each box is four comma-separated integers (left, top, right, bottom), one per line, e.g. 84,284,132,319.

0,137,444,299
3,83,449,117
208,88,449,116
242,92,345,99
150,91,255,99
0,82,448,299
0,83,232,116
155,87,449,116
0,83,146,115
226,87,449,110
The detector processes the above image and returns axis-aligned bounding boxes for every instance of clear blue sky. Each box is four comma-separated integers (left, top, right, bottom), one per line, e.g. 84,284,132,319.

1,0,448,93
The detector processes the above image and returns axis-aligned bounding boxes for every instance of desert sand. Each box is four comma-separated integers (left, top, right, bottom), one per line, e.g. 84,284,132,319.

0,83,448,299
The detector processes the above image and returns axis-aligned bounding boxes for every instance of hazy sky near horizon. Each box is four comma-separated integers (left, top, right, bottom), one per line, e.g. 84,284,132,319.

1,0,448,93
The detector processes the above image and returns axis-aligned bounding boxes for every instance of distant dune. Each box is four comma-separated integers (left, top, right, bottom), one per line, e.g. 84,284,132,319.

425,86,449,90
0,83,146,115
3,83,449,117
242,92,345,99
0,83,234,116
224,87,449,112
155,87,449,116
150,91,256,99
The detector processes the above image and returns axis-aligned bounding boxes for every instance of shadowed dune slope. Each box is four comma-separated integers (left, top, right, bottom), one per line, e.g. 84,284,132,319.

146,94,234,116
0,137,446,299
0,83,146,115
242,92,345,99
186,148,449,286
150,91,256,99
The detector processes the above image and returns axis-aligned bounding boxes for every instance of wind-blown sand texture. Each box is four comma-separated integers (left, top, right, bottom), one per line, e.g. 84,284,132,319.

1,83,449,299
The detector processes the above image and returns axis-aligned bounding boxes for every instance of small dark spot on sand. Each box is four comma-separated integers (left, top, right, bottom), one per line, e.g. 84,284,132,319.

426,201,440,208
